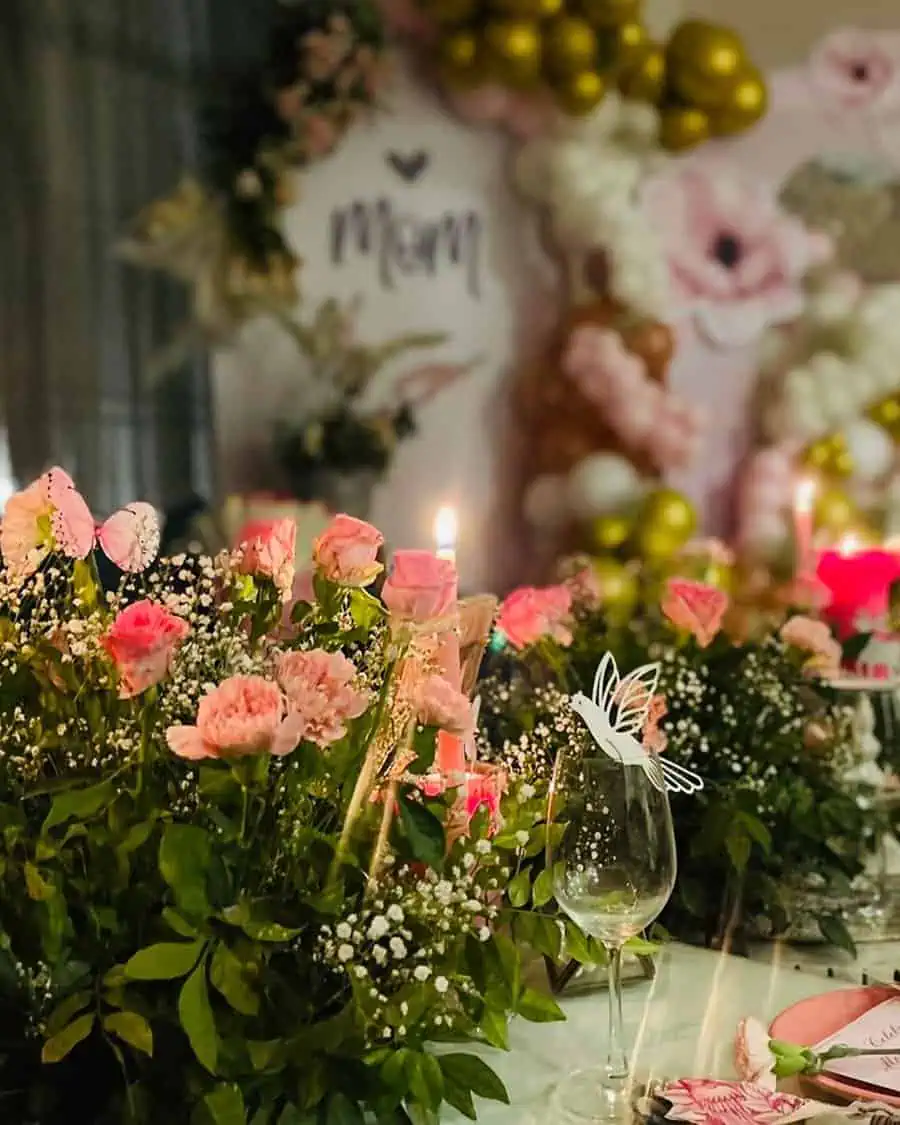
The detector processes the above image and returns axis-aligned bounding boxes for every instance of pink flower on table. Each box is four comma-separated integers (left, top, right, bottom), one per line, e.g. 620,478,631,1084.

235,518,296,601
102,600,189,699
167,675,303,761
660,1078,805,1125
642,168,831,348
779,615,842,678
276,649,368,748
809,29,900,112
661,578,728,648
496,585,573,650
733,1017,776,1090
414,673,473,737
312,513,383,587
383,550,458,623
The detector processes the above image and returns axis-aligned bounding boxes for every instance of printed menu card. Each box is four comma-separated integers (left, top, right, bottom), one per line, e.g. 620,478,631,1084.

815,998,900,1093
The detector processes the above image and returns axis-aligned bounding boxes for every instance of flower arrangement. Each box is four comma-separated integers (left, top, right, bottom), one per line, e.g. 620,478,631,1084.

478,569,884,954
0,470,566,1125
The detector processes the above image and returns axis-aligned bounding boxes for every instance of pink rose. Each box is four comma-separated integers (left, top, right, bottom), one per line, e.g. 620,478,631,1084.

661,578,728,648
167,675,303,761
809,29,900,113
102,600,189,699
643,167,831,347
277,649,368,747
642,695,668,755
312,513,383,587
414,673,473,736
382,550,458,622
236,518,296,601
779,615,842,678
496,585,573,650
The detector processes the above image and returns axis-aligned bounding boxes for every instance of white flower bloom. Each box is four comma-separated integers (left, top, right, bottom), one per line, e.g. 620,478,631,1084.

336,922,352,940
389,937,407,959
475,839,492,855
435,880,453,903
337,943,354,963
464,899,482,912
413,965,431,982
373,946,387,966
435,976,449,994
462,852,476,870
368,916,389,941
518,784,536,801
479,926,491,942
386,904,404,923
515,830,529,847
354,966,367,978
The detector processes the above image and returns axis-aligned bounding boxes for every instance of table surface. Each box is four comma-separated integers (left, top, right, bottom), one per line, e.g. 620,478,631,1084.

460,943,853,1124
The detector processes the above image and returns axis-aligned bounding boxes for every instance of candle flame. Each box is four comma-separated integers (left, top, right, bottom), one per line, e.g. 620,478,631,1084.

794,476,817,514
434,505,458,559
838,533,861,557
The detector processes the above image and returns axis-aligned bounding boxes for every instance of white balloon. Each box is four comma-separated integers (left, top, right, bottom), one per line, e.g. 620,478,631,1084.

844,418,896,481
566,454,644,519
522,474,570,530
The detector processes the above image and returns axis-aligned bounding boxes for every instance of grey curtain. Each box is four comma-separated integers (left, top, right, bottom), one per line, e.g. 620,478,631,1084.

0,0,274,515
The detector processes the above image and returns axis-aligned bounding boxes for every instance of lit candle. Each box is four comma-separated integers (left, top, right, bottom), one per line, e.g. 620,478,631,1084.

434,505,458,566
793,476,817,575
837,533,861,557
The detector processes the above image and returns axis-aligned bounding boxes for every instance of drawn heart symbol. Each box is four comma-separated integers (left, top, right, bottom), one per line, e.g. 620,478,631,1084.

386,150,430,182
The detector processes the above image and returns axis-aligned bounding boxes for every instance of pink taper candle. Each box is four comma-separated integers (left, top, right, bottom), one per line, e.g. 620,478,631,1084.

793,477,817,576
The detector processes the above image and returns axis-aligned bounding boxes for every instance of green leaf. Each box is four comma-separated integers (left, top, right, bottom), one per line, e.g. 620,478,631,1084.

397,794,445,868
159,823,211,918
406,1051,444,1111
564,921,597,965
24,862,54,901
442,1078,477,1120
819,914,857,957
725,827,751,873
517,987,565,1023
46,991,92,1037
103,1011,154,1057
507,870,531,908
348,588,384,631
43,780,114,832
118,819,157,855
236,919,301,943
439,1054,510,1105
737,812,772,854
247,1040,285,1072
325,1092,365,1125
210,943,259,1016
479,1005,509,1050
125,940,204,981
42,1012,95,1063
204,1083,246,1125
179,962,219,1074
532,868,554,908
163,907,202,939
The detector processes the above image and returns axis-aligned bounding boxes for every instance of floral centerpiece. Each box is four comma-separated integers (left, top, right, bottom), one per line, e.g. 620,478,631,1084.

478,567,885,955
0,472,563,1125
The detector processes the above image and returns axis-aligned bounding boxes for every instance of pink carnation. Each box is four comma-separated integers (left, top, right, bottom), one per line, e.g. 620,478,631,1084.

733,1017,776,1090
383,550,458,623
414,673,473,736
277,649,368,747
779,615,842,678
312,513,383,587
102,599,189,699
642,695,668,755
235,518,296,600
661,578,728,648
166,675,303,761
496,585,573,650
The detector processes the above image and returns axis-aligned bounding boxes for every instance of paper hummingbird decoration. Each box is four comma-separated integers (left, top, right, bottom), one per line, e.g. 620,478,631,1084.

569,652,704,795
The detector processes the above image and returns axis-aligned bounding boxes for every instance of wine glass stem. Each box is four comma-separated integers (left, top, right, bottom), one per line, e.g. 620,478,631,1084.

605,944,628,1081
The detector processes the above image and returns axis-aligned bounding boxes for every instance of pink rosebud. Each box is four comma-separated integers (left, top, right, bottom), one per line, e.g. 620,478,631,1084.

235,518,296,601
779,615,842,678
496,585,573,650
312,513,383,587
382,550,458,622
166,675,303,761
276,649,369,748
661,578,729,648
414,673,473,736
102,599,189,699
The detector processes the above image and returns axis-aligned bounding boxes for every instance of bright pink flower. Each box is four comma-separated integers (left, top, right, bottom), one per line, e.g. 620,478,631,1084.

659,1078,804,1125
312,513,383,587
235,518,296,601
435,730,467,776
496,585,573,650
733,1017,776,1090
643,167,831,347
446,764,508,847
414,673,473,736
661,578,728,648
276,649,368,748
102,600,189,699
642,695,668,755
817,549,900,637
382,550,458,622
779,615,842,677
167,675,303,761
810,29,900,112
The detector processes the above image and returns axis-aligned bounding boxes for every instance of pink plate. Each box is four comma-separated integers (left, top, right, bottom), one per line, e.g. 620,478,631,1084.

770,986,900,1105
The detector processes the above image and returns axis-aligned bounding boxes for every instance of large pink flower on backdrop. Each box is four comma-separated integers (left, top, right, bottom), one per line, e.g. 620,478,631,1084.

642,168,831,347
809,28,900,112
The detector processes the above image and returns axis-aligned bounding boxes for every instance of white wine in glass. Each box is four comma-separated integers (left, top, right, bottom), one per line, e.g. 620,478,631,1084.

548,752,677,1122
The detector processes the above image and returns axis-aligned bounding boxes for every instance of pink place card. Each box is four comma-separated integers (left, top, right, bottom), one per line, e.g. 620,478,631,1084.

815,997,900,1094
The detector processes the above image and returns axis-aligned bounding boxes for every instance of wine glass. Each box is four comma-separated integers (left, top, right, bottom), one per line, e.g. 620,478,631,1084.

547,752,677,1122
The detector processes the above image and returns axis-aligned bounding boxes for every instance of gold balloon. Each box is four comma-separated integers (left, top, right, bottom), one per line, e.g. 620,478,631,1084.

618,43,666,101
425,0,478,23
670,27,746,107
590,513,632,552
635,526,684,563
659,105,710,151
491,0,564,17
606,20,647,68
666,19,716,62
592,557,639,615
483,18,543,83
581,0,641,27
439,28,480,76
814,487,856,534
833,450,855,477
702,561,733,593
802,438,833,472
544,16,597,77
638,489,697,554
869,396,900,430
555,68,607,113
710,66,768,134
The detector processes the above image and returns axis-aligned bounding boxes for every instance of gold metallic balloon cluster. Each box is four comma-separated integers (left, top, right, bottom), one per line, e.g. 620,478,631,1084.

426,0,767,147
800,433,853,479
590,487,698,562
868,395,900,442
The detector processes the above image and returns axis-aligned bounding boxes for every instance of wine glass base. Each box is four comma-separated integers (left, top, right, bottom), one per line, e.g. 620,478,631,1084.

550,1067,632,1123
